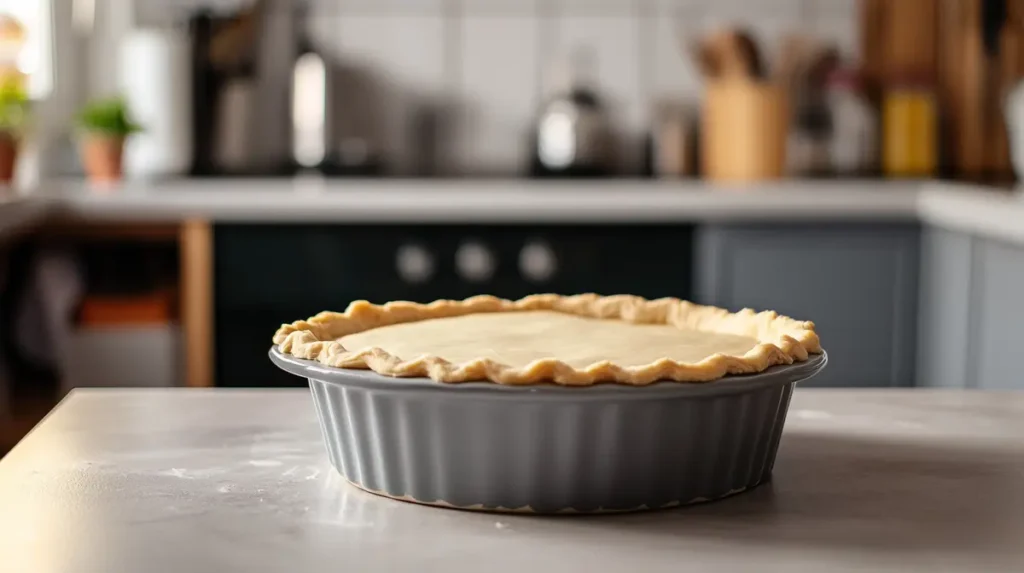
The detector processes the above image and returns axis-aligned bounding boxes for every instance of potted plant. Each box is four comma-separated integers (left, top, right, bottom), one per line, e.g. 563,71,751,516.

76,96,142,183
0,78,29,185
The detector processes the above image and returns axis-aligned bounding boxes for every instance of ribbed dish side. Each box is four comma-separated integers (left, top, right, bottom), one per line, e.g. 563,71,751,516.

308,377,795,514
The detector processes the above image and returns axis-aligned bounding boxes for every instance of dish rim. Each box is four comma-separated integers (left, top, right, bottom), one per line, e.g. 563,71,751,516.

269,347,827,399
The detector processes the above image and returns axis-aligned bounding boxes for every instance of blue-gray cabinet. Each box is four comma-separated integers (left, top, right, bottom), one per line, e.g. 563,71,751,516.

915,228,973,388
916,230,1024,389
695,224,920,388
969,237,1024,389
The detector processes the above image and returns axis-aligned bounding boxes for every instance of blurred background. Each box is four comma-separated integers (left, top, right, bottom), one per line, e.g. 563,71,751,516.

0,0,1023,455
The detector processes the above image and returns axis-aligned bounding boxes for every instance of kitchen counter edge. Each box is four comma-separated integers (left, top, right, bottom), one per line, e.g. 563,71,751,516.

6,179,1024,245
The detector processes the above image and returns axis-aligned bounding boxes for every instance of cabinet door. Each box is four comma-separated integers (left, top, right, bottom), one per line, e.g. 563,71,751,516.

215,224,693,387
971,238,1024,389
916,228,973,388
696,224,919,388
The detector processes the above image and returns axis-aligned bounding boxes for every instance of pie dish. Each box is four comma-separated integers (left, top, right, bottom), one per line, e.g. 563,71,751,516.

272,293,821,385
270,294,827,514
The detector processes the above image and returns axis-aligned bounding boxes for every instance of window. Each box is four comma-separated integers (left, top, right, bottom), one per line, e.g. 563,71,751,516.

0,0,53,99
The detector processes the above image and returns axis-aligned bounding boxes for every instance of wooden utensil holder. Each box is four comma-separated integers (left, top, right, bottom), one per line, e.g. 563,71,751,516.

701,81,789,182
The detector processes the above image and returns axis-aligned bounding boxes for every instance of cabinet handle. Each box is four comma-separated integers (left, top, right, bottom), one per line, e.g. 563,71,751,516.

519,240,557,283
455,240,496,283
395,243,435,284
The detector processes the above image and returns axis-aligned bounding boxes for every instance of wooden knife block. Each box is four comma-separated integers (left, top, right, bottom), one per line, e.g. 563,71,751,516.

701,81,789,183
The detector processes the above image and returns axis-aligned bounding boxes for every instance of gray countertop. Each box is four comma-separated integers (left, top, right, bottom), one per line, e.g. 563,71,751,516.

0,192,52,240
46,179,923,223
1,389,1022,572
0,179,1018,244
31,179,1024,245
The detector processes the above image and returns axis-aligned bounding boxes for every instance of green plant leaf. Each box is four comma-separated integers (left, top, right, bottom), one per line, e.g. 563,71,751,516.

0,78,30,134
77,96,144,136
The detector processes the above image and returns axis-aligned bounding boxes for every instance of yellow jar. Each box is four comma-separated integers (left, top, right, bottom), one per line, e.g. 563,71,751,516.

882,84,938,177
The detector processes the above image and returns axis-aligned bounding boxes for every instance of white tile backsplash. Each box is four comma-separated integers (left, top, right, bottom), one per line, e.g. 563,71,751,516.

455,16,540,174
340,0,447,15
458,0,539,15
558,0,638,15
554,15,645,173
312,15,448,174
814,0,860,61
312,16,448,90
292,0,856,174
654,0,709,11
698,0,799,30
697,0,801,67
648,16,702,100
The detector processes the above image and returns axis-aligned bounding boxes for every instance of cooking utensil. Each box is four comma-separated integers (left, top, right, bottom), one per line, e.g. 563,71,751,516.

531,47,612,177
731,30,764,79
706,28,763,80
703,81,789,182
983,0,1008,174
775,35,817,93
805,46,840,89
690,39,719,79
270,347,827,514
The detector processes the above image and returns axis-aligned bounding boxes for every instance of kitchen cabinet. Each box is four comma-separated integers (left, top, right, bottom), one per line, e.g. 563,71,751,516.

916,227,973,388
214,224,693,387
970,237,1024,390
695,224,920,388
917,230,1024,390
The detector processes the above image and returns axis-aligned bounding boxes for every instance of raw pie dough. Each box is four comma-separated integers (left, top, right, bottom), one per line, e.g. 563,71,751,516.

340,311,761,369
273,294,822,386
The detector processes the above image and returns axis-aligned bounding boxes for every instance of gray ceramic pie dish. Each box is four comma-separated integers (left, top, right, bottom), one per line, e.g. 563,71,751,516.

269,347,827,514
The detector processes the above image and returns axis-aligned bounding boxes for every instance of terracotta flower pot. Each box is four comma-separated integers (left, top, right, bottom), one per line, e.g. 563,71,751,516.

80,134,125,184
0,133,17,185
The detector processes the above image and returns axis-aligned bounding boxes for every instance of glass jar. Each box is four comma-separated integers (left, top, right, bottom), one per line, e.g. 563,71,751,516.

882,81,938,178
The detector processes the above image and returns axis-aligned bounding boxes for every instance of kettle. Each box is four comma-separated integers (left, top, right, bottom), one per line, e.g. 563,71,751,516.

531,48,612,177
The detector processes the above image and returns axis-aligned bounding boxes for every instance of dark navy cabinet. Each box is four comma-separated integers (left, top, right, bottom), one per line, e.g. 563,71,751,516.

214,224,694,387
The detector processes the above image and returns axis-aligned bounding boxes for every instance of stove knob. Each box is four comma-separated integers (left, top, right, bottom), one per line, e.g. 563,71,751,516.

455,240,496,283
395,243,434,284
519,240,557,283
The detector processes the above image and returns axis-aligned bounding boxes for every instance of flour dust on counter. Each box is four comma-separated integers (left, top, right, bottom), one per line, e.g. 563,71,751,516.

4,390,1024,572
219,223,694,387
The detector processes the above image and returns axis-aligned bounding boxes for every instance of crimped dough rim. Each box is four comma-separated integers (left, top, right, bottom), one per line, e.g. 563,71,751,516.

272,294,822,386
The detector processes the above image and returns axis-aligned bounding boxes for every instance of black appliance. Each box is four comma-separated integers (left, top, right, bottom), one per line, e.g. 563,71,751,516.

215,224,694,387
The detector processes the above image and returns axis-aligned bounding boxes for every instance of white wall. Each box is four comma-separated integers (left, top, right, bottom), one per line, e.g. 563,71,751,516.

98,0,861,176
305,0,857,175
